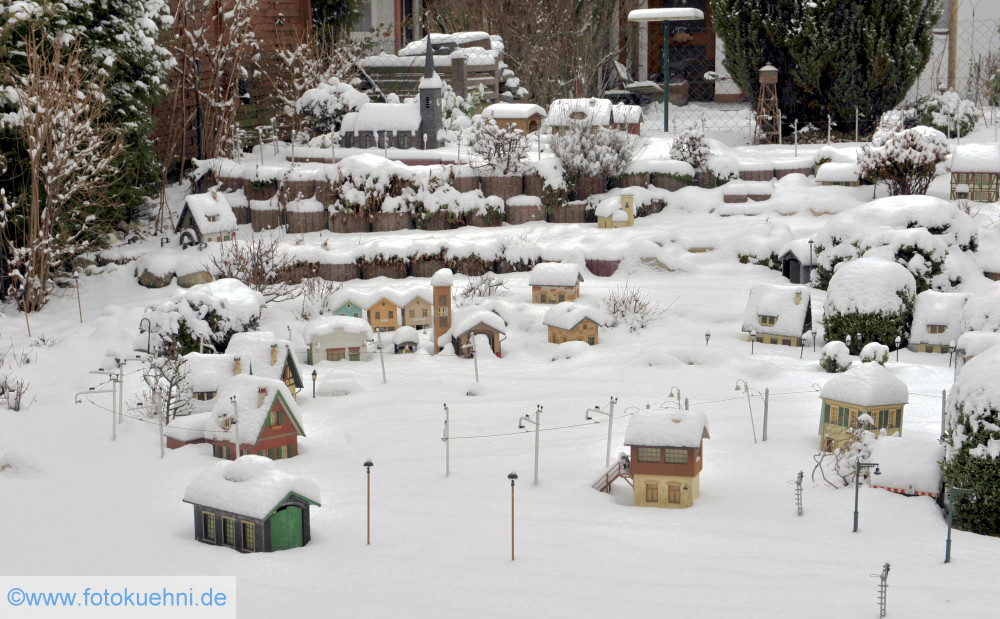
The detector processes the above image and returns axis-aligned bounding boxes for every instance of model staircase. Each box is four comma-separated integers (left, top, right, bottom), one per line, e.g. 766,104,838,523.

593,460,632,493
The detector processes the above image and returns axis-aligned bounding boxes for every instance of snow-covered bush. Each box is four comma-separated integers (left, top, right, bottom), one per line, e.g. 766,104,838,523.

669,130,711,169
942,345,1000,535
812,419,875,487
819,341,852,373
441,81,474,132
857,127,949,196
299,277,344,319
859,342,890,365
456,273,509,305
823,258,916,353
142,279,263,355
549,120,645,180
811,195,977,292
598,281,671,332
297,77,370,136
904,91,979,138
467,117,529,175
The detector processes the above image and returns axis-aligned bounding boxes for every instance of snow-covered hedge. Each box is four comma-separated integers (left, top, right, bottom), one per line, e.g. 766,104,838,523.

297,77,370,137
819,341,852,373
811,195,977,292
823,258,916,353
904,91,980,138
942,345,1000,535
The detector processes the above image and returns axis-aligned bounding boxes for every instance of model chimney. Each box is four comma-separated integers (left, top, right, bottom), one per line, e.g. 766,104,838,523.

257,387,267,408
794,290,802,305
233,356,241,375
270,343,278,365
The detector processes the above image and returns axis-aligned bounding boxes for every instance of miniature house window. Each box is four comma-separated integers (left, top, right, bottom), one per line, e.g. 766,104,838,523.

375,311,381,320
242,522,255,551
349,347,361,361
558,294,565,302
927,324,946,334
438,295,447,305
202,512,216,542
409,310,415,318
327,348,346,361
422,309,428,317
424,97,430,109
668,484,681,504
663,448,688,464
222,516,236,547
645,483,658,502
587,337,595,345
353,312,360,318
207,215,219,222
267,410,283,427
438,317,447,328
758,315,777,326
877,409,889,429
388,311,394,319
637,447,661,463
540,293,548,303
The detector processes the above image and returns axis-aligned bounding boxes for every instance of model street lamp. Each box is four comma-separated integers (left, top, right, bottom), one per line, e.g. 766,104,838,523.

853,461,881,532
627,7,705,132
811,328,818,352
311,370,317,398
894,335,902,361
507,471,518,561
945,487,975,563
750,329,758,355
705,330,711,345
364,459,374,545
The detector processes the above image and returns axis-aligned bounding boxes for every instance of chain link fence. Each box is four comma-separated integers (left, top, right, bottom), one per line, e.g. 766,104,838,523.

909,17,1000,106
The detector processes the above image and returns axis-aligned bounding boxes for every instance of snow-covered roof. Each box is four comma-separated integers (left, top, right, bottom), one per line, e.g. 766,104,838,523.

431,268,454,287
778,238,816,266
825,258,916,315
304,316,373,340
418,73,443,89
341,103,421,134
529,262,583,287
624,410,710,448
960,286,1000,332
542,302,609,331
950,143,1000,173
392,325,419,344
481,103,547,120
183,353,245,393
869,435,944,495
627,7,704,21
183,455,320,519
178,191,237,234
204,375,304,443
225,331,300,384
815,162,860,183
398,32,493,56
741,283,811,337
611,104,642,124
910,290,967,345
956,331,1000,358
438,308,506,346
547,98,613,126
595,196,631,218
820,362,909,406
164,411,213,443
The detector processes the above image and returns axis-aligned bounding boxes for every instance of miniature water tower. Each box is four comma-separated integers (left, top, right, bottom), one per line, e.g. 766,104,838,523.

755,63,780,145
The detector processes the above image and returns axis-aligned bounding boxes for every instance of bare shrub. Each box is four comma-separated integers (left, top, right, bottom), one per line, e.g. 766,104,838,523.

468,119,530,176
549,119,645,179
812,421,874,488
138,337,194,424
209,237,301,304
299,277,344,319
1,373,32,411
598,281,672,332
456,273,509,307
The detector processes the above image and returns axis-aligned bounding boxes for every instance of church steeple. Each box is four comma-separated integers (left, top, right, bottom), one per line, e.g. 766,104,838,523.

417,34,442,150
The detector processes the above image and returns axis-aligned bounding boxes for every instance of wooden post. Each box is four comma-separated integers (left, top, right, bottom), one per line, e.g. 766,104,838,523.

948,0,958,91
453,55,468,99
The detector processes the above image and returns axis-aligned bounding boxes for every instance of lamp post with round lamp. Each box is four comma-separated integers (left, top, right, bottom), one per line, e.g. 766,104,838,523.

364,459,374,545
507,471,518,560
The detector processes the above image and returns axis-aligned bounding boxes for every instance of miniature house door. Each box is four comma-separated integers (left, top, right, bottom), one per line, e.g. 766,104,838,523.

270,505,303,550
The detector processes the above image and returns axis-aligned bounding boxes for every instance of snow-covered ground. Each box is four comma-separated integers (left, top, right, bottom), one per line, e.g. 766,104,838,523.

3,125,1000,618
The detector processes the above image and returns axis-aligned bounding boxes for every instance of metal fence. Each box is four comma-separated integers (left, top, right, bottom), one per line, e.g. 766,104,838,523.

908,17,1000,105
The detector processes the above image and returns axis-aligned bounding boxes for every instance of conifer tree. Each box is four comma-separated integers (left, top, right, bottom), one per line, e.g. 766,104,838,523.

712,0,941,135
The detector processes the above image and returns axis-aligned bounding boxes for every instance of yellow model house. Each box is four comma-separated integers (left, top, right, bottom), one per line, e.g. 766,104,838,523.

907,290,966,353
402,293,433,330
529,262,583,304
741,283,812,347
596,194,635,228
542,302,608,345
624,410,710,509
367,297,400,332
819,362,908,452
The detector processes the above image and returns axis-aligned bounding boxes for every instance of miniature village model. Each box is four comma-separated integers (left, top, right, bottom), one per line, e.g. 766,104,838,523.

11,7,1000,615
